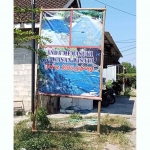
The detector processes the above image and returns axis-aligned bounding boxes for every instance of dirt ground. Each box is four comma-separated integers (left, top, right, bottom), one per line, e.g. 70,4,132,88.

14,96,136,150
102,96,136,150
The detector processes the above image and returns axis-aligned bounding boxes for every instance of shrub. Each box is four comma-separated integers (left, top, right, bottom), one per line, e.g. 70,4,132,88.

105,80,113,89
124,87,131,96
36,107,50,129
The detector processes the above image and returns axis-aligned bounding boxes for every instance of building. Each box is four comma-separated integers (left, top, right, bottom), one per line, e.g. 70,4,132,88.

14,0,81,112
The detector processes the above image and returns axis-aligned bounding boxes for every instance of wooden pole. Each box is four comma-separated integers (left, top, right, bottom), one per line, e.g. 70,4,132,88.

122,67,125,92
97,100,101,133
97,8,106,134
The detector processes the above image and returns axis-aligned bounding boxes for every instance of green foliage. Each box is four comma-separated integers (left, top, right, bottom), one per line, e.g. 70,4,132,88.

14,115,134,150
129,91,136,97
69,113,82,120
30,113,34,121
124,87,131,96
14,5,41,14
105,80,113,89
36,107,50,129
122,62,136,73
15,110,23,116
14,5,41,23
14,5,52,57
117,73,136,79
117,62,136,89
14,28,51,57
132,83,136,89
80,10,103,19
14,120,85,150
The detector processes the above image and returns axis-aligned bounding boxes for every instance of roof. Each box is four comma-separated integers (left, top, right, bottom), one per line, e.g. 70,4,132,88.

14,0,80,23
104,32,122,57
104,31,122,67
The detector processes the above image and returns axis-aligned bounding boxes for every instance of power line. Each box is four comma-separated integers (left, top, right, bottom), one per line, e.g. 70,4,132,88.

119,44,136,49
121,58,136,63
115,39,136,42
95,0,136,16
121,47,136,52
123,52,136,56
116,41,136,43
126,58,136,62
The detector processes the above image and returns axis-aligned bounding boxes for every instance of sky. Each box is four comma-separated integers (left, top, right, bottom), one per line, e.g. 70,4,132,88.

80,0,136,66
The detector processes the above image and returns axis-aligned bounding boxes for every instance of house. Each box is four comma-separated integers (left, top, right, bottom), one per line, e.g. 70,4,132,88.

14,0,81,113
14,0,122,113
103,32,123,83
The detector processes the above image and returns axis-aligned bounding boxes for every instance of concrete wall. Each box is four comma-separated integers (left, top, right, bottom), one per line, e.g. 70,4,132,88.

14,41,38,112
103,65,116,83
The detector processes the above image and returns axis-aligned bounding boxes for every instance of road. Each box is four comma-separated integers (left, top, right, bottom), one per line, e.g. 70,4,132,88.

72,17,102,46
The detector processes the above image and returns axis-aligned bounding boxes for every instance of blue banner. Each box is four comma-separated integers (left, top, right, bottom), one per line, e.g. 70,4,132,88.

38,9,104,98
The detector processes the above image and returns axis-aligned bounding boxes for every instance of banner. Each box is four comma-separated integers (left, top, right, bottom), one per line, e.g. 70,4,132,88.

38,9,105,99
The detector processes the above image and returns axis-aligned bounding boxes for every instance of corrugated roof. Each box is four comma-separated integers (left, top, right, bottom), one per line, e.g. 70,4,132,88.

103,31,122,67
104,31,122,57
14,0,78,23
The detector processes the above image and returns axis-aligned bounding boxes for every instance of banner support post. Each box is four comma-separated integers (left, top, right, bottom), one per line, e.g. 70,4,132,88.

97,7,106,134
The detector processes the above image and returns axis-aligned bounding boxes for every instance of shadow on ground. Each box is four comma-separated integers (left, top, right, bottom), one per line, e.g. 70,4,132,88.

73,124,136,133
93,96,135,115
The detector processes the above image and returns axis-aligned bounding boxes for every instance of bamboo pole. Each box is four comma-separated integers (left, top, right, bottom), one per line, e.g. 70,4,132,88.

41,8,106,11
38,93,102,100
97,8,106,134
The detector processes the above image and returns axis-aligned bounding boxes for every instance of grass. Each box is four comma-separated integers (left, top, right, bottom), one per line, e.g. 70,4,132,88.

14,114,135,150
129,91,136,97
14,119,86,150
69,113,83,120
120,91,136,97
120,87,136,97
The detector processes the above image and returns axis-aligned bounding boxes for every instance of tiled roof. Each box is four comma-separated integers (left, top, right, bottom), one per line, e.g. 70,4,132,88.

14,0,77,23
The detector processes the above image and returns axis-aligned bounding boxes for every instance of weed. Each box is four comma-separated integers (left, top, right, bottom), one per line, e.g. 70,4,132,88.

105,80,113,89
69,113,82,120
14,114,134,150
15,110,23,116
14,120,86,150
36,107,50,129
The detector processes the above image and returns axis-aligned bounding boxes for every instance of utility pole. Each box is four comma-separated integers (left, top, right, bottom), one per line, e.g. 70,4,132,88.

122,67,125,92
31,0,35,114
117,65,119,80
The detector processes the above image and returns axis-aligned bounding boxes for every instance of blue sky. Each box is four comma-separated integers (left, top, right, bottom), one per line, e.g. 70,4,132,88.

81,0,136,66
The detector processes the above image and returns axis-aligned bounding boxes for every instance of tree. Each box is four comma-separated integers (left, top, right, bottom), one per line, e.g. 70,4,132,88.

117,62,136,88
14,5,51,57
14,5,52,130
122,62,136,73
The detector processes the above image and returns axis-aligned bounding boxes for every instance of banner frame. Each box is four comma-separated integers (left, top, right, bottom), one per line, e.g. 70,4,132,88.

37,8,105,100
33,8,107,134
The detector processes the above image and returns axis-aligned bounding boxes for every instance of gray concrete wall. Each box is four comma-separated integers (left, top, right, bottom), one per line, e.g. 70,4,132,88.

14,41,37,112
